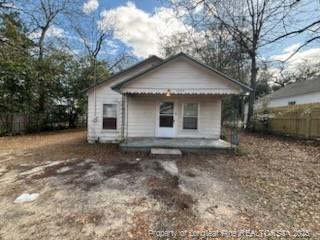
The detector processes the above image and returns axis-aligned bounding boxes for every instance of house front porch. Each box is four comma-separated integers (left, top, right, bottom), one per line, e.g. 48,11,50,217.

120,137,234,153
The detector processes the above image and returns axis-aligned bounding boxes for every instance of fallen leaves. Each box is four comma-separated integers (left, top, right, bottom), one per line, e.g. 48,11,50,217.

228,132,320,235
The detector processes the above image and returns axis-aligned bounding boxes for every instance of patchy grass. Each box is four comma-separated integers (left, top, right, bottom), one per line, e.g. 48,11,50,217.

0,129,319,239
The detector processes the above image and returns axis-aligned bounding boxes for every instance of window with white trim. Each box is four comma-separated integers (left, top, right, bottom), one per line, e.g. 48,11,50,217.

103,104,117,129
183,103,198,130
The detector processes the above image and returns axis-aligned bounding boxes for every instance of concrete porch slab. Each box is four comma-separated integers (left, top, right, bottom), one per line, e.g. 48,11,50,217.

120,138,234,153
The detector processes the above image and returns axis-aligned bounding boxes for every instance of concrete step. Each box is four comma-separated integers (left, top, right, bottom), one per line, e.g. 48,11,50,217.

150,148,182,156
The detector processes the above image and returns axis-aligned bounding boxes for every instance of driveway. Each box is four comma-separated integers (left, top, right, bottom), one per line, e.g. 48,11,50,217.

0,130,318,239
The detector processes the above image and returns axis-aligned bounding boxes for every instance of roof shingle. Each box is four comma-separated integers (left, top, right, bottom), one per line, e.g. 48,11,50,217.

266,78,320,100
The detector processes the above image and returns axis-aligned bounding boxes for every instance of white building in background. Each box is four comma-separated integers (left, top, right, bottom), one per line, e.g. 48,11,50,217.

256,78,320,109
243,78,320,124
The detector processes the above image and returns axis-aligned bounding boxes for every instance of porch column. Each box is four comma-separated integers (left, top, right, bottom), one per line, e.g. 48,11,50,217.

121,93,128,142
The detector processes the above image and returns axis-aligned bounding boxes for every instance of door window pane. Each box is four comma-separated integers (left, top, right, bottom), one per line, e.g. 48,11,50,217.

159,102,174,128
160,102,174,115
160,116,174,127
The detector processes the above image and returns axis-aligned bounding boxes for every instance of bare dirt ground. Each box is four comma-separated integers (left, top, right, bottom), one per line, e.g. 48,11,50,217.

0,129,319,239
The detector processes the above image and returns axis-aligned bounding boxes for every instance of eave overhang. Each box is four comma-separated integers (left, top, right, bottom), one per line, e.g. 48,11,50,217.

119,88,243,95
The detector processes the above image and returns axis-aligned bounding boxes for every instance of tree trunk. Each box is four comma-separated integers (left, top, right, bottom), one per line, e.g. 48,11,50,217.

37,63,46,114
246,53,257,129
68,108,78,128
37,25,49,114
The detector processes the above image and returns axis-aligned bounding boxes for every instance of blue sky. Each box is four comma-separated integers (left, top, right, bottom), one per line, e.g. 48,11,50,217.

102,0,162,12
22,0,320,74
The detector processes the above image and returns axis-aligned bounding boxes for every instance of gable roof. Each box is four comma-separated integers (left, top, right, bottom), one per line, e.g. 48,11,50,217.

111,52,252,92
263,78,320,101
86,55,162,92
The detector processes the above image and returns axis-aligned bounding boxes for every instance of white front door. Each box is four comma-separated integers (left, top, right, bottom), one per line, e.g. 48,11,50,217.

157,102,175,138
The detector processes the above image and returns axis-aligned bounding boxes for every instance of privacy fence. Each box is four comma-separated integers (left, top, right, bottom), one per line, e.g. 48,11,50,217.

252,103,320,139
0,113,87,136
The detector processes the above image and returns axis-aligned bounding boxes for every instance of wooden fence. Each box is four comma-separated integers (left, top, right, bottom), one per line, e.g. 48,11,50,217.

0,113,87,136
253,104,320,139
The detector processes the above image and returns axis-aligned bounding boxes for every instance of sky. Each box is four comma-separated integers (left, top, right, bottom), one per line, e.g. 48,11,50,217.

22,0,320,75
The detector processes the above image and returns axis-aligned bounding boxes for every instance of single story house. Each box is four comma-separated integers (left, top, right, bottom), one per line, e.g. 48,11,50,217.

255,78,320,109
86,52,251,150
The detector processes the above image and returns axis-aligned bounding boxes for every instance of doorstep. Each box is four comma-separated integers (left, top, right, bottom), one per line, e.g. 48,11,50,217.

150,148,182,156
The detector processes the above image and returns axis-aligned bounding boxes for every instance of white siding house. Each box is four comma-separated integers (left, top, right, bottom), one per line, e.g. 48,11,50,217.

87,56,162,142
126,95,222,139
87,53,251,147
255,79,320,109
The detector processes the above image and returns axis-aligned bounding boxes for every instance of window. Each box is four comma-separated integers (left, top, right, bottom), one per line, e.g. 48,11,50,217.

103,104,117,129
288,101,296,105
183,103,198,130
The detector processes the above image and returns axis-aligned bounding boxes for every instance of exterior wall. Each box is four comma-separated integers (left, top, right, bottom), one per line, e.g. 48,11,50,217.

87,62,158,143
87,85,122,143
87,57,240,142
254,92,320,110
122,58,242,94
126,95,222,139
268,92,320,108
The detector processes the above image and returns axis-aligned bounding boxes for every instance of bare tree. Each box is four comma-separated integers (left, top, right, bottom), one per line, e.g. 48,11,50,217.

0,0,12,10
18,0,79,113
161,26,250,81
71,7,135,77
266,17,320,62
70,7,136,120
273,59,320,89
169,0,301,128
21,0,79,60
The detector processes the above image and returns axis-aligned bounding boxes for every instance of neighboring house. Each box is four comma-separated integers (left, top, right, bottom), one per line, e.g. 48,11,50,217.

86,52,251,147
255,78,320,109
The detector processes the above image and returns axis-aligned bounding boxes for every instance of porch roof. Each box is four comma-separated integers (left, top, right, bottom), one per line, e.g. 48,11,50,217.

120,87,240,95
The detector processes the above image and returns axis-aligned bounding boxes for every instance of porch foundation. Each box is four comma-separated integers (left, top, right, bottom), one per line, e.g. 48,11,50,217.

120,137,234,153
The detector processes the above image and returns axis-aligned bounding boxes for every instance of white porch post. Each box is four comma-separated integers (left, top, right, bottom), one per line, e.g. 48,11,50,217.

121,93,128,142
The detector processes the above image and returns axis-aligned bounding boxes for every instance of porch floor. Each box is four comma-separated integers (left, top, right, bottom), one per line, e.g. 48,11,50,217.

120,138,233,153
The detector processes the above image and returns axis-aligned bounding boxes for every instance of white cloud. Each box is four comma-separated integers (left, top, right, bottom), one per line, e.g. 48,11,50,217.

28,26,65,39
83,0,99,14
268,44,320,81
189,0,206,14
28,31,41,39
289,48,320,66
283,43,301,53
2,2,16,8
98,2,192,58
271,44,320,69
47,26,65,38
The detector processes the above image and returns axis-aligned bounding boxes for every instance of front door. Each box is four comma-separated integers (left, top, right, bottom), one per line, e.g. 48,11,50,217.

157,102,175,138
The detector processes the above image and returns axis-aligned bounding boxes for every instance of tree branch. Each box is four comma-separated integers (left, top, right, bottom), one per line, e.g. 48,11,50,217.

266,20,320,45
280,35,320,63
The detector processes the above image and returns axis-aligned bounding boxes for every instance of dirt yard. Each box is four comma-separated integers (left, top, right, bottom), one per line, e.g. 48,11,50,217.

0,129,319,239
